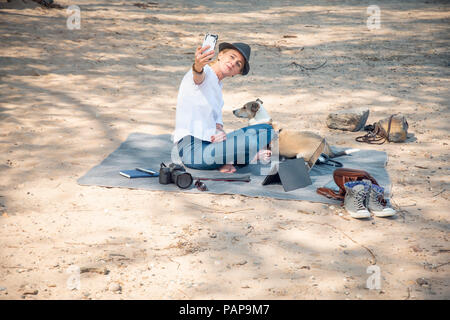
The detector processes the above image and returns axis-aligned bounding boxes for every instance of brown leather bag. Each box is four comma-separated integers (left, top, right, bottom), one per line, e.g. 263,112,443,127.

356,114,409,145
317,168,380,201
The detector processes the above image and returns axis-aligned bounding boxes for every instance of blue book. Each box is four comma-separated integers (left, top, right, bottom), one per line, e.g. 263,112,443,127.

119,169,158,179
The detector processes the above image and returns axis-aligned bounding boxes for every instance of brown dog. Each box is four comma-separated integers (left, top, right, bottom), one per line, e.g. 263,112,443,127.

233,99,335,159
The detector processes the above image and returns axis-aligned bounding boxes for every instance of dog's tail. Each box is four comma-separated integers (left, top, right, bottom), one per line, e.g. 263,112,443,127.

326,141,361,158
330,148,360,158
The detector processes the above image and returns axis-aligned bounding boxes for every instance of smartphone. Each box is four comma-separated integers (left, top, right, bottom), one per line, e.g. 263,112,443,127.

202,33,218,56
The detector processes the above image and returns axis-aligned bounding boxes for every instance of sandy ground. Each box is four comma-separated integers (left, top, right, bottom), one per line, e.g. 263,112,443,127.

0,0,449,300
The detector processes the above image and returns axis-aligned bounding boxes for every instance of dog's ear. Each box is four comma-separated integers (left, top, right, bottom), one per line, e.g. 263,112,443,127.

251,102,260,113
256,98,263,104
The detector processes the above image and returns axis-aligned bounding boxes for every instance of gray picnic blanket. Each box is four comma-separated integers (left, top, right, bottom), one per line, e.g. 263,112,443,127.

77,132,391,204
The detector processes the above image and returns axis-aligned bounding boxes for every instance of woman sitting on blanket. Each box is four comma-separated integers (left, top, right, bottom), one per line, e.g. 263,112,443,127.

172,41,274,173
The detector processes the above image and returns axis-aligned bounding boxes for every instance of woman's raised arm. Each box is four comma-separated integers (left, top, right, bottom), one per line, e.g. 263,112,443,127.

192,45,215,85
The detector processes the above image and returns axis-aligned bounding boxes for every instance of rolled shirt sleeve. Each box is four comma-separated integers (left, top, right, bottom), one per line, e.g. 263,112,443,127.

173,65,224,143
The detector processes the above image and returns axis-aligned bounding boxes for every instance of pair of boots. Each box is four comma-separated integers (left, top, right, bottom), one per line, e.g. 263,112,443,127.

344,180,396,219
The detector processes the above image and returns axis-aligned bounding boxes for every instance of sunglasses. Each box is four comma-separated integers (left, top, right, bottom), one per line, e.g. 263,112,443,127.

194,180,208,192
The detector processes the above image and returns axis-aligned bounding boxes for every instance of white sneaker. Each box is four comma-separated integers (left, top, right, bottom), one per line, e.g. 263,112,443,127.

372,207,396,217
344,181,371,219
366,183,396,217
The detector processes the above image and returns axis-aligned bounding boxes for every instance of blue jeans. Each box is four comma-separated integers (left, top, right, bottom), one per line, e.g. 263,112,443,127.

177,124,274,170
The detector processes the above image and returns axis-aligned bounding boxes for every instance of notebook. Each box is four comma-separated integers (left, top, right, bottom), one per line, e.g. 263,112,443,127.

119,168,159,179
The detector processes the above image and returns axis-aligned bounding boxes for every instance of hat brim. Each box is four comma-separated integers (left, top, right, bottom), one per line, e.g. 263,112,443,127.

218,42,250,75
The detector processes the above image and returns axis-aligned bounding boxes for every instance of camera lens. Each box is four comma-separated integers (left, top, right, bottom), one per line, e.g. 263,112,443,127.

173,171,193,189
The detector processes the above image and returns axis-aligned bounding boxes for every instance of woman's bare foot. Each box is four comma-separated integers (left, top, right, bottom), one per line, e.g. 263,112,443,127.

218,163,236,173
251,149,272,164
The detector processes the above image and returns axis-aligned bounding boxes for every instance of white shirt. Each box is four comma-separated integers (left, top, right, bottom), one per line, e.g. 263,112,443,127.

172,64,224,143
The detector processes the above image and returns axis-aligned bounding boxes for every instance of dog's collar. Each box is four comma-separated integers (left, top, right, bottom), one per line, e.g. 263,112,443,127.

249,103,272,125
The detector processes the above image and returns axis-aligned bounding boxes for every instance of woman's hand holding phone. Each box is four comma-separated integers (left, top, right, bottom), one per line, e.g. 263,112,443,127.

193,45,215,73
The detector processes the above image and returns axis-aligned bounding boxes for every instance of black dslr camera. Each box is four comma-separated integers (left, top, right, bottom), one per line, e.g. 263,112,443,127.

159,162,193,189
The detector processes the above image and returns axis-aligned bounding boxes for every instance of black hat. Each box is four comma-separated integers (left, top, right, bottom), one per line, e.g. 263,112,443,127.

218,42,251,75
